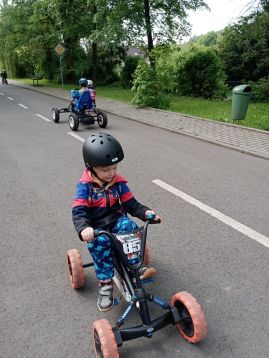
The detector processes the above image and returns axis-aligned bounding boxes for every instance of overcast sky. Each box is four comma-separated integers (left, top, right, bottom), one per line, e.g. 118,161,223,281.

187,0,253,37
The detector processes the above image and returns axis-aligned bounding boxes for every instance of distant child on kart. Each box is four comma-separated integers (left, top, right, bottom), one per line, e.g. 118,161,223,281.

87,79,95,90
71,78,92,111
72,132,160,311
87,79,96,106
78,77,88,94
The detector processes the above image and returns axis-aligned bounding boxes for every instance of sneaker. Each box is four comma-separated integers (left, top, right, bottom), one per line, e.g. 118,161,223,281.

139,265,156,280
97,282,113,312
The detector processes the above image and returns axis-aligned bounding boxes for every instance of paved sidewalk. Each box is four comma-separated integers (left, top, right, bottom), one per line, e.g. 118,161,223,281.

9,80,269,160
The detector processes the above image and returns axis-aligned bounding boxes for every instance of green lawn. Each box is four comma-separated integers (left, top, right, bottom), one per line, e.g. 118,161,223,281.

96,88,269,131
15,78,77,91
169,96,269,131
14,78,269,131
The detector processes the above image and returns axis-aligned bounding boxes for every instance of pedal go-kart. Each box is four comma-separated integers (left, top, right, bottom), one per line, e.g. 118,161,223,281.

66,214,207,357
51,89,107,131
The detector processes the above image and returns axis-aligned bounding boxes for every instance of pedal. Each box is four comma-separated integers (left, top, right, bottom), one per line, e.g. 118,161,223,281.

141,278,154,284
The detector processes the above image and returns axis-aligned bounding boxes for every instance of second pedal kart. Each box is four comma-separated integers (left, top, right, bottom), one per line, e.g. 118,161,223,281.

66,214,207,357
51,89,107,131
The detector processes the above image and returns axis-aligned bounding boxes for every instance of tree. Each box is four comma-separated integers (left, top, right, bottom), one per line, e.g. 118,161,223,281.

175,46,227,98
92,0,208,69
190,31,221,47
218,11,269,82
121,56,140,88
245,0,269,13
0,0,37,76
0,0,94,81
0,0,214,87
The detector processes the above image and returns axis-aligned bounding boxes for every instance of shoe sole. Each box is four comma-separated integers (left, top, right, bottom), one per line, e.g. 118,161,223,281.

140,267,156,281
97,303,113,312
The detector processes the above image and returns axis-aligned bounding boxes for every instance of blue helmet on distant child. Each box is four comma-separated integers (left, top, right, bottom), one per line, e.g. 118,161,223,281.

79,78,87,86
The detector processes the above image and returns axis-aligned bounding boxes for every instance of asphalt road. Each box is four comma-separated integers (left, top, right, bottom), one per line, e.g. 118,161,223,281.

1,84,269,358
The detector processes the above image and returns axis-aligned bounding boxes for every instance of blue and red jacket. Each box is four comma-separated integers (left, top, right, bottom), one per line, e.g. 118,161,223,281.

72,170,150,239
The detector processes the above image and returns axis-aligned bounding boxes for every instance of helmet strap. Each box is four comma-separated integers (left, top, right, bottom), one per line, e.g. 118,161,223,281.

87,166,109,188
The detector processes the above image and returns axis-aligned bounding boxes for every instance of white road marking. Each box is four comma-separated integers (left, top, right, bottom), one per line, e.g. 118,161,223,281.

153,179,269,248
35,113,51,122
18,103,29,109
7,97,14,101
0,92,4,95
67,132,85,143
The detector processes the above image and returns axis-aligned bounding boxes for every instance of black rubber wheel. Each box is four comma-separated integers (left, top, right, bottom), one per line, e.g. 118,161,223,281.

92,319,119,357
69,113,79,131
51,108,60,123
97,111,108,128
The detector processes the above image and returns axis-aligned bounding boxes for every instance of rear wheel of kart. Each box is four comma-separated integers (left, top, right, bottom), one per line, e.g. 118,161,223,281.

51,108,60,123
97,111,108,128
92,319,119,358
66,249,84,289
69,113,79,131
171,291,207,343
143,243,151,266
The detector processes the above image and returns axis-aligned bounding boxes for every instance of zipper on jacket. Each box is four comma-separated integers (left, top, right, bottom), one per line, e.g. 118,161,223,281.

105,190,110,208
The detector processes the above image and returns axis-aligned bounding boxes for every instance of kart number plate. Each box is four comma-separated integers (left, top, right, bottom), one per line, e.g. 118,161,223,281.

123,238,141,254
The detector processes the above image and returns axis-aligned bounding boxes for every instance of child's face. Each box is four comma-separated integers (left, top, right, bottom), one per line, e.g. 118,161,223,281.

93,164,118,183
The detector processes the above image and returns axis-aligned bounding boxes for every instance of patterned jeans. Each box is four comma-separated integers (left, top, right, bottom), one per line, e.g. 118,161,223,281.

87,215,138,281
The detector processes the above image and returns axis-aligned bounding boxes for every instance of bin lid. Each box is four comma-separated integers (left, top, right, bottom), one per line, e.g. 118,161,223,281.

232,84,251,94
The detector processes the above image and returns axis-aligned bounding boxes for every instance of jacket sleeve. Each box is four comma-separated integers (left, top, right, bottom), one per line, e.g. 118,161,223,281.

118,182,150,221
72,182,92,239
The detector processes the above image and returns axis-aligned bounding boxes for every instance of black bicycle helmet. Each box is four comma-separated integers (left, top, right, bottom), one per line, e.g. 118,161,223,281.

83,132,124,168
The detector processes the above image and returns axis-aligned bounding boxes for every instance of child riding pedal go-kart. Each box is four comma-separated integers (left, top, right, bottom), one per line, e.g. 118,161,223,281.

51,78,107,131
66,132,207,357
87,79,96,106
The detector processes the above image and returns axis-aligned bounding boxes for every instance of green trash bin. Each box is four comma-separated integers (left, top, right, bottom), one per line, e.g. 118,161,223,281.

231,84,251,120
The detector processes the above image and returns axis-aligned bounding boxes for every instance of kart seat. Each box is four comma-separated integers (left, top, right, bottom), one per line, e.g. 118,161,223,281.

73,90,93,111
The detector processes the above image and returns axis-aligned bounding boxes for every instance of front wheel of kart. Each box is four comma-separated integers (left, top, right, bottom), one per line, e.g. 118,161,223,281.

69,113,79,131
51,108,60,123
66,249,85,289
97,111,108,128
92,319,119,358
171,291,207,343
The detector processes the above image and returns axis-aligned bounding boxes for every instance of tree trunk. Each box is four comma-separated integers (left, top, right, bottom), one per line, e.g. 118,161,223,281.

91,2,97,82
62,36,78,83
92,41,97,82
143,0,155,70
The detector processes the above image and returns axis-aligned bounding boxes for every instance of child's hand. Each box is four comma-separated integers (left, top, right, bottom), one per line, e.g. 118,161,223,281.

145,210,161,223
81,227,94,242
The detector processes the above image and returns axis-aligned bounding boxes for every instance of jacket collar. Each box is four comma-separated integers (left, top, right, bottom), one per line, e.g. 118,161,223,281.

80,169,127,188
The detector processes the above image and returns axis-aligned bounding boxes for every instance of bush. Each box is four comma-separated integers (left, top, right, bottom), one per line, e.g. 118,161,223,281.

121,56,140,88
132,60,171,109
175,47,227,99
154,45,177,94
247,77,269,101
